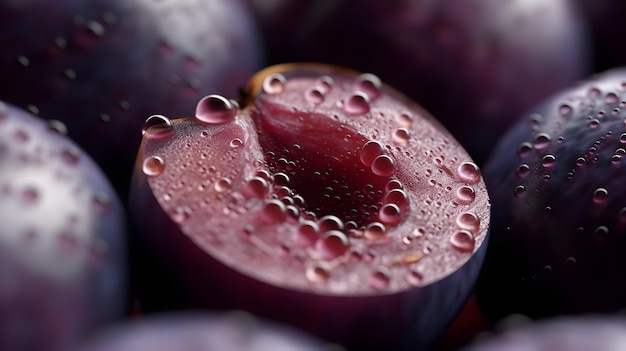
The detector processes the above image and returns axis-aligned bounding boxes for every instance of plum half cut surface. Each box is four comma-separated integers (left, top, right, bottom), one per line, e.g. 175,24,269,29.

130,64,490,350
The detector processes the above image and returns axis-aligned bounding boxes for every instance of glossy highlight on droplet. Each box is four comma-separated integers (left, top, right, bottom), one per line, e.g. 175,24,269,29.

194,95,237,125
142,114,174,138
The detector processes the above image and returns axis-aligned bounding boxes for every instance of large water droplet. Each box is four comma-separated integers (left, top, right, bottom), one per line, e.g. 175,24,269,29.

455,186,475,204
260,199,287,224
371,155,395,177
457,162,481,184
354,73,382,100
262,73,286,94
592,187,609,204
379,203,402,225
142,114,174,139
318,215,344,232
315,230,349,260
343,91,371,115
359,141,384,167
450,230,475,252
195,95,237,124
456,212,480,233
142,156,165,176
383,188,409,207
364,222,387,240
243,176,269,198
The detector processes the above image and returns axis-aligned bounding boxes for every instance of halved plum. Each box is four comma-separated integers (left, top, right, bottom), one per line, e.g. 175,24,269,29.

129,64,490,350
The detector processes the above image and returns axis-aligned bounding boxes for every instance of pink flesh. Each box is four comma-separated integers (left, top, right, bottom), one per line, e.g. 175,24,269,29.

140,65,490,295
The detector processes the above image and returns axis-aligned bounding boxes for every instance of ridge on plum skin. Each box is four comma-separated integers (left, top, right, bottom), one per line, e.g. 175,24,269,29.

478,67,626,321
0,0,263,199
130,63,490,350
0,101,127,351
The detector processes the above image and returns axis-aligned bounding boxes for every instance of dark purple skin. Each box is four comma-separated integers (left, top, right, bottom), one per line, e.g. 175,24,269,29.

246,0,591,164
0,0,263,198
72,312,337,351
477,68,626,322
461,316,626,351
0,102,127,351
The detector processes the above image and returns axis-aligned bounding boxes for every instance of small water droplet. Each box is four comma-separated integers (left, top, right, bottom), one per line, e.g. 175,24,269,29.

142,114,174,139
588,119,600,129
592,187,609,204
517,142,533,158
379,203,402,225
214,178,231,192
406,270,423,286
457,162,481,184
383,188,409,207
359,141,384,167
306,266,329,283
364,222,387,240
315,76,334,94
456,212,480,233
395,112,413,127
456,186,476,204
605,92,620,105
230,138,243,148
558,104,573,116
263,73,286,94
194,95,237,124
61,149,80,165
516,164,530,179
46,120,68,135
305,87,325,104
392,128,411,144
620,133,626,144
533,133,551,149
371,155,395,177
513,185,526,198
260,199,287,224
450,230,475,252
343,91,371,115
354,73,382,100
19,186,39,206
294,221,319,247
370,269,391,289
316,230,349,260
243,176,269,198
542,154,556,167
142,156,165,176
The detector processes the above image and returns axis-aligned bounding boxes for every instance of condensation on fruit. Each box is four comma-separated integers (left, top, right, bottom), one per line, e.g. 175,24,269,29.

353,73,381,100
315,230,349,261
195,95,237,124
450,230,476,253
262,73,286,94
457,161,481,184
343,91,371,115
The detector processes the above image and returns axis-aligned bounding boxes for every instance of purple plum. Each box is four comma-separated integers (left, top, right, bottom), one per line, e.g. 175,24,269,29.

0,0,263,197
0,101,126,351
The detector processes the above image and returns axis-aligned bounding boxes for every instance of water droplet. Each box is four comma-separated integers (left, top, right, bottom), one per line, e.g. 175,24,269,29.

406,270,423,286
142,156,165,176
294,221,319,247
142,114,174,139
371,155,395,177
517,142,533,158
558,104,573,116
457,162,481,184
606,92,620,105
620,133,626,144
383,188,409,207
456,186,476,204
392,128,410,144
315,230,349,260
513,185,526,198
194,95,237,124
456,212,480,233
243,176,269,198
172,207,190,223
533,133,551,149
450,230,475,252
354,73,382,100
46,120,68,135
260,199,287,224
364,222,387,240
262,73,286,94
214,178,231,192
541,154,556,167
318,215,344,232
516,164,530,179
305,87,325,104
230,138,243,148
19,186,39,206
306,266,329,283
315,76,334,94
588,119,600,129
592,187,609,204
395,112,413,127
343,91,371,115
359,141,384,167
379,203,402,225
370,269,391,289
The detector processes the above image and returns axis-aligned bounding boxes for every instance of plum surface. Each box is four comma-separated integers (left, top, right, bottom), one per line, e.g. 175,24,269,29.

129,64,490,350
0,101,127,351
0,0,263,198
477,68,626,321
247,0,590,163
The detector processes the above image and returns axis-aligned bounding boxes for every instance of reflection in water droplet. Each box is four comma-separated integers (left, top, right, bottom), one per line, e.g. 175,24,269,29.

142,156,165,176
142,114,174,138
457,162,481,184
371,155,395,177
263,73,286,94
450,230,475,252
316,230,349,260
194,95,237,124
456,186,476,204
344,91,371,115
